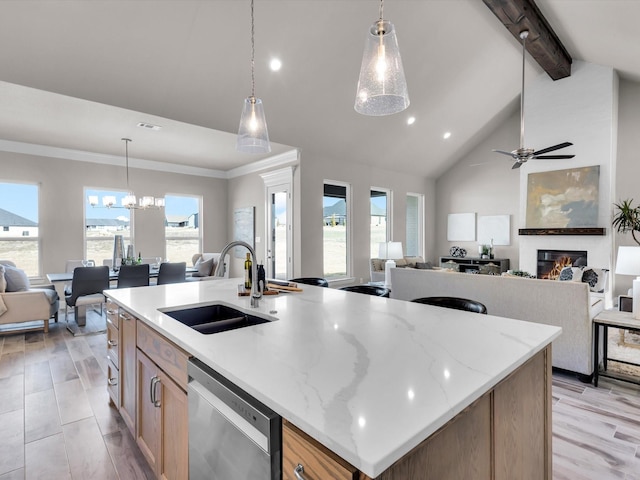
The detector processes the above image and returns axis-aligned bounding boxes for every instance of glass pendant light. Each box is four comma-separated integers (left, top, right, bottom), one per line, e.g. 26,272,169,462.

237,0,271,153
355,0,410,116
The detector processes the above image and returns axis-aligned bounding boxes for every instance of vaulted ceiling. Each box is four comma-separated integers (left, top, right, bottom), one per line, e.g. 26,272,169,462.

0,1,637,178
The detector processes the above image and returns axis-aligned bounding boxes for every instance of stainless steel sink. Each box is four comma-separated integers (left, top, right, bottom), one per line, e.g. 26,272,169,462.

160,303,273,335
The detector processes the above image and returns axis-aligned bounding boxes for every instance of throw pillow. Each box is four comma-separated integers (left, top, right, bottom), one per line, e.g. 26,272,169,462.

192,257,214,277
371,259,385,271
415,262,433,270
0,265,6,293
3,265,30,292
558,266,583,282
581,267,608,293
395,258,408,267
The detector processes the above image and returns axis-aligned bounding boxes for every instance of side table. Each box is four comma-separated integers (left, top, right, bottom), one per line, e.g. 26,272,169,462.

593,309,640,387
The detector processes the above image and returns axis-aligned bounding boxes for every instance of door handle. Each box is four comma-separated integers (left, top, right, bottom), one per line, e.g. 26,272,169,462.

150,376,161,407
294,464,307,480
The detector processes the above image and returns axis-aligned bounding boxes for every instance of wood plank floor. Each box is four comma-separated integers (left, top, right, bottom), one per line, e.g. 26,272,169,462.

1,316,640,479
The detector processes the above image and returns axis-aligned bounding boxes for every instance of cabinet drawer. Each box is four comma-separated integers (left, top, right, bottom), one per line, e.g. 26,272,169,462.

107,320,119,369
283,421,357,480
107,359,119,406
106,299,119,328
137,321,189,390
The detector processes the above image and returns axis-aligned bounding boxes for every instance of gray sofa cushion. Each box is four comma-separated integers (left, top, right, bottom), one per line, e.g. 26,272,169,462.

4,265,30,292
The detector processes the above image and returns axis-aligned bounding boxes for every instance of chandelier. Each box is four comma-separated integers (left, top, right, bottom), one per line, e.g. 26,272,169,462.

88,138,165,209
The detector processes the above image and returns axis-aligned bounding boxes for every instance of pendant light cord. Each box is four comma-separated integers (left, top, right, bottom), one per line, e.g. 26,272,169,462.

379,0,384,20
250,0,255,99
123,138,131,192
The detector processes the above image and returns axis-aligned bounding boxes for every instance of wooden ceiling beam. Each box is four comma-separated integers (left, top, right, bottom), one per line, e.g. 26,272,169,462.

483,0,572,80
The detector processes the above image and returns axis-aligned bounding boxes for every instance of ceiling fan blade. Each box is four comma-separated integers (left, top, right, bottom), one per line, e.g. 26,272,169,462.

533,154,576,160
511,161,523,170
493,149,516,158
533,142,573,156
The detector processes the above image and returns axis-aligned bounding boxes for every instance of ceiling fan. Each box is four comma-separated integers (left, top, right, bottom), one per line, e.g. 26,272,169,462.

493,30,575,169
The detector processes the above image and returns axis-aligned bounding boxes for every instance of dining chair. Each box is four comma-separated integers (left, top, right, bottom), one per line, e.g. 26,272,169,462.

289,277,329,288
64,266,110,325
117,264,150,288
157,262,187,285
411,296,488,314
339,285,390,297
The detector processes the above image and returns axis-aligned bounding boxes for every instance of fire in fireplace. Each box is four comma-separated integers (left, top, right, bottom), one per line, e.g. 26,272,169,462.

537,250,587,280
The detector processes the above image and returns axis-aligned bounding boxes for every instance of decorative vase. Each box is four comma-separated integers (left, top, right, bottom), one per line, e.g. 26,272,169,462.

449,246,467,258
113,235,124,271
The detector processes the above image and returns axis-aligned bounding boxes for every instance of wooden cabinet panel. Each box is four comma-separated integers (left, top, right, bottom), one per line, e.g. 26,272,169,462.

137,321,189,391
283,420,357,480
107,359,119,406
494,347,550,480
137,350,161,475
106,320,119,369
119,308,137,435
158,369,188,480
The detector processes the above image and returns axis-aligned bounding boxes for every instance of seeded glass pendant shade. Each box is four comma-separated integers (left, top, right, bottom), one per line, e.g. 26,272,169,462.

355,12,409,116
237,0,271,154
237,95,270,153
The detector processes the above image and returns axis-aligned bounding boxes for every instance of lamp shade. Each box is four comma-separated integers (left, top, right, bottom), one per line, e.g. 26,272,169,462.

379,241,403,260
237,96,271,154
355,20,409,116
615,246,640,275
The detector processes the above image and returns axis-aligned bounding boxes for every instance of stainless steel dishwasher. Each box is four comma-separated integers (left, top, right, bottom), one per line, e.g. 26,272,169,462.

187,358,282,480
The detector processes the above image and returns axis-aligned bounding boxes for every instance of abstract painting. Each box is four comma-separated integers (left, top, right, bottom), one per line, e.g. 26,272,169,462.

526,166,600,228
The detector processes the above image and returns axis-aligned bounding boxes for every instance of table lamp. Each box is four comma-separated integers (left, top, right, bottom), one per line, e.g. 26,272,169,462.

615,246,640,319
379,241,403,288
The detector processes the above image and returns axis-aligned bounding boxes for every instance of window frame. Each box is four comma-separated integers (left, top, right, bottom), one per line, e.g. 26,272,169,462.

0,180,40,278
323,180,352,282
370,187,392,258
406,192,424,258
164,193,203,263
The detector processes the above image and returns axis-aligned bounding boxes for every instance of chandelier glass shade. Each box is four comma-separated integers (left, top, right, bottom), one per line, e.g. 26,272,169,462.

237,0,271,153
355,1,409,116
87,138,164,210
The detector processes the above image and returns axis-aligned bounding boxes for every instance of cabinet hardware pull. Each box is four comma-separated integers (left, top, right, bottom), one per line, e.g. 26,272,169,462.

119,313,131,320
107,309,117,315
294,464,307,480
150,376,161,407
108,377,117,386
107,340,117,347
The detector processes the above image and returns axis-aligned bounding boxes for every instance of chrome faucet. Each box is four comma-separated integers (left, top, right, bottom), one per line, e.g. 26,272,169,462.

214,240,263,307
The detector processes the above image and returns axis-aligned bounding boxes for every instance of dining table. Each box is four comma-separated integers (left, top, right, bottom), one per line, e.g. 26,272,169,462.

46,265,198,284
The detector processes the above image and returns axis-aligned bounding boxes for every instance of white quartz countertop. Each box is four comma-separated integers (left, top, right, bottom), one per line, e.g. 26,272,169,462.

105,278,561,478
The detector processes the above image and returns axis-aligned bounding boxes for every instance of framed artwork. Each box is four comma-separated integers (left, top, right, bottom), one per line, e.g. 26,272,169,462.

526,166,600,228
478,215,510,245
447,213,476,241
233,206,254,258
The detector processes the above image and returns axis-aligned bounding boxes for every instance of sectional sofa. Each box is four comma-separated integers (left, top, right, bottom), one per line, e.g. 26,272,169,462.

390,268,604,379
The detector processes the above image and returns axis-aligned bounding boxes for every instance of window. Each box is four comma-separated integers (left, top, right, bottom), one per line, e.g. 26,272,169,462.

85,188,132,264
0,182,39,276
370,188,390,258
323,181,350,280
165,194,201,264
406,193,424,257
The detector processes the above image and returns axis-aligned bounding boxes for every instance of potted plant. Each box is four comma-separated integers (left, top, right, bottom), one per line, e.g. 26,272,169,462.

612,199,640,246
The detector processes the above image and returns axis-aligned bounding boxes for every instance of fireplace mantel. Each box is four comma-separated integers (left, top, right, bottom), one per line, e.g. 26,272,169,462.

519,228,606,236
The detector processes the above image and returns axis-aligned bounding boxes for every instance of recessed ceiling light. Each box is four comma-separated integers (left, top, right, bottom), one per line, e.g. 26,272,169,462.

137,122,162,131
407,116,416,125
269,58,282,71
443,131,452,139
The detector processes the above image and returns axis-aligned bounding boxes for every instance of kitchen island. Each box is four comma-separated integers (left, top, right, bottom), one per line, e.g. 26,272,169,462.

105,278,561,479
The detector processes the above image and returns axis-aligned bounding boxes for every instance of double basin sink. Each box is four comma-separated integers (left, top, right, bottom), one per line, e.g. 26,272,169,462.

161,303,274,335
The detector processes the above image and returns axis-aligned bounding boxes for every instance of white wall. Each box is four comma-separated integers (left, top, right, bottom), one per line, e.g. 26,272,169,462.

435,109,522,268
518,61,617,296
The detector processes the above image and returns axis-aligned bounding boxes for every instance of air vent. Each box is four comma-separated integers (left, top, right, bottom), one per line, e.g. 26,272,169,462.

137,122,162,131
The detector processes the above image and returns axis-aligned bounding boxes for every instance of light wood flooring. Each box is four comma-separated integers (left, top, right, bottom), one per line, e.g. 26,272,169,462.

1,316,640,479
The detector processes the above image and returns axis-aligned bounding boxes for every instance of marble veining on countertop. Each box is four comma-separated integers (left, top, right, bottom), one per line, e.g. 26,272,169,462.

105,278,561,478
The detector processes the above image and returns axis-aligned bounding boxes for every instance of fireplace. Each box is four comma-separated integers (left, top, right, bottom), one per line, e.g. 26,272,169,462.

537,249,587,280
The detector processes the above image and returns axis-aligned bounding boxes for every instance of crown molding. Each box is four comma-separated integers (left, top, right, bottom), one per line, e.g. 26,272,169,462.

0,138,227,179
225,149,300,179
